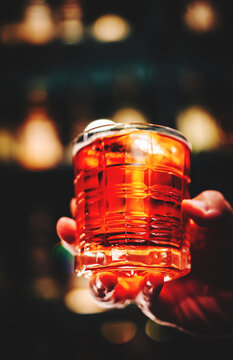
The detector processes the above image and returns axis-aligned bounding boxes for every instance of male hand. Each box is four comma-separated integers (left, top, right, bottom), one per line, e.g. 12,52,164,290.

57,191,233,337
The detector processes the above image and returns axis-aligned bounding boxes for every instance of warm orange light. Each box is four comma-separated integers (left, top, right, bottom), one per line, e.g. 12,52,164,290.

17,2,55,44
64,288,104,314
27,89,47,103
57,0,84,44
0,129,14,162
32,276,60,299
92,14,130,42
0,24,13,43
64,274,105,314
17,108,63,170
183,1,219,32
101,321,137,344
112,107,148,124
176,106,223,152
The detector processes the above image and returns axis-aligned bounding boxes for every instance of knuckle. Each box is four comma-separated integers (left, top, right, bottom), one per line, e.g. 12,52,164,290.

202,190,224,200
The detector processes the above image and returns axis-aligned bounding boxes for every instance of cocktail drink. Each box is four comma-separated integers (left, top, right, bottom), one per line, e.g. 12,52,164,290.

72,123,191,282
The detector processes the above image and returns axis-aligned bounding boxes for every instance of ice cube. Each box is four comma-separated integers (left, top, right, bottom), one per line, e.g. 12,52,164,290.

84,119,116,132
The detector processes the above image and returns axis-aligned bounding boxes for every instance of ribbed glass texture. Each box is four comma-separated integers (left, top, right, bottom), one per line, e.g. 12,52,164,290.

72,123,191,281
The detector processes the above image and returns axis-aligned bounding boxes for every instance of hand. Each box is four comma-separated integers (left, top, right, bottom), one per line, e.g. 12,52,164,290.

136,191,233,337
56,191,233,337
56,198,141,308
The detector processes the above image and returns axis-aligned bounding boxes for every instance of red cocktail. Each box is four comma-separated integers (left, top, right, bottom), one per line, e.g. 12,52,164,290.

72,123,191,281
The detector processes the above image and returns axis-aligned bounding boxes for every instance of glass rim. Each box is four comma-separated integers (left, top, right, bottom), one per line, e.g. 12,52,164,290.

73,122,192,151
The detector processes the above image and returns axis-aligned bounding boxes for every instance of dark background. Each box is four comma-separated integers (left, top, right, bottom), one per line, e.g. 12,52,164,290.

0,1,233,359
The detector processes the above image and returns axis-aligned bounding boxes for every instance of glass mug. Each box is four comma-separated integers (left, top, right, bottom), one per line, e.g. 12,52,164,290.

71,122,191,282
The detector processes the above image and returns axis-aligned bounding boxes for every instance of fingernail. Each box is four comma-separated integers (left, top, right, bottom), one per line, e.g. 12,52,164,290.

56,217,77,244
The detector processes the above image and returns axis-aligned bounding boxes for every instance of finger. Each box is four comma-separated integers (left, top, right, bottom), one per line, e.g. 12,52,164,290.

90,272,118,299
137,276,209,335
70,198,77,218
139,272,164,298
56,217,76,244
135,272,164,310
182,199,220,226
182,190,233,227
90,272,122,308
90,272,140,309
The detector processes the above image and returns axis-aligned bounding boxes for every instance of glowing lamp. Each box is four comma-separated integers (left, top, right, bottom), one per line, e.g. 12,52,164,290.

183,1,219,32
92,14,130,42
17,108,63,170
112,107,148,124
176,106,223,152
17,2,55,44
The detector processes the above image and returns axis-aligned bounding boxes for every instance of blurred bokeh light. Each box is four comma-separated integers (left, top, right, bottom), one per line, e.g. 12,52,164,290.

0,128,15,162
57,0,83,44
31,276,60,300
183,1,219,32
101,321,137,344
16,1,55,44
176,106,223,152
112,107,148,124
145,320,174,342
1,1,233,358
17,107,63,170
65,288,105,314
64,275,105,314
91,14,131,42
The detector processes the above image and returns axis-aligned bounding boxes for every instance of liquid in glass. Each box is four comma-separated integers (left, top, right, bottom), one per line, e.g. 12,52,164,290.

72,124,191,281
